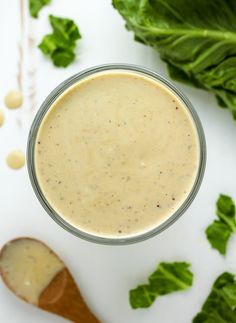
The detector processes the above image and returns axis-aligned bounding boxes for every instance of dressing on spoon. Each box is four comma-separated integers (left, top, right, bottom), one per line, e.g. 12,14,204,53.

0,237,100,323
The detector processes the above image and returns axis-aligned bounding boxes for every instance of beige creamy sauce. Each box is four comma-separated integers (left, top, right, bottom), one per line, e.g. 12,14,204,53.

0,110,4,126
0,239,64,305
35,71,200,238
4,90,23,109
6,150,25,170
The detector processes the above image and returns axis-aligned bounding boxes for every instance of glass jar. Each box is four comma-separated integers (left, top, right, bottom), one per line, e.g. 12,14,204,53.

27,64,206,245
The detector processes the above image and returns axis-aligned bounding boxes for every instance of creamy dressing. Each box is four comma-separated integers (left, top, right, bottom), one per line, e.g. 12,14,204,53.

35,71,200,238
0,110,4,126
6,150,25,170
4,90,23,109
0,239,64,305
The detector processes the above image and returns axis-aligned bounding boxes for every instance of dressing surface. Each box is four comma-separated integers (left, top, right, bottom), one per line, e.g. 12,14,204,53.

35,71,200,238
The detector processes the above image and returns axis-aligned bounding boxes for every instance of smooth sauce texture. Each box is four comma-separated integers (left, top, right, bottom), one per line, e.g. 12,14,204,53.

4,90,23,109
6,150,25,170
35,71,200,238
0,239,64,305
0,109,4,126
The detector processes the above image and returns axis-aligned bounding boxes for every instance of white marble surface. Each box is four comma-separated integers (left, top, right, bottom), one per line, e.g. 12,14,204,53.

1,1,236,322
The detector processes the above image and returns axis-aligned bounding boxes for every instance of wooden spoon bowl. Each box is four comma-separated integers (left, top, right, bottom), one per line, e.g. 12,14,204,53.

0,237,100,323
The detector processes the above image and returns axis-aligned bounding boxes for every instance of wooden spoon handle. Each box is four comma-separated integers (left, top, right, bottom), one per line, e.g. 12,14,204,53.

39,268,100,323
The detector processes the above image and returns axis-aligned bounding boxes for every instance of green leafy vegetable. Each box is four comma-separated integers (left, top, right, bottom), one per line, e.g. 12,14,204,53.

206,194,236,255
29,0,51,18
206,221,231,255
112,0,236,119
129,262,193,308
38,15,82,67
193,272,236,322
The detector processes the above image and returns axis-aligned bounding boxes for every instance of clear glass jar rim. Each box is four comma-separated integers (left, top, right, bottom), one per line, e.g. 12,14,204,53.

27,63,206,245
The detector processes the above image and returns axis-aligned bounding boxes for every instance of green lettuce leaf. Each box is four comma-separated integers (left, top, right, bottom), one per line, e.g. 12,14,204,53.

206,194,236,255
129,262,193,308
193,272,236,322
29,0,51,18
38,15,81,67
217,194,235,226
49,15,81,43
206,221,231,255
51,49,75,68
113,0,236,119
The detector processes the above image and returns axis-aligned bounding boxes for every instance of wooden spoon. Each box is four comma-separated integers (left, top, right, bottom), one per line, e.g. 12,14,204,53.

0,237,100,323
